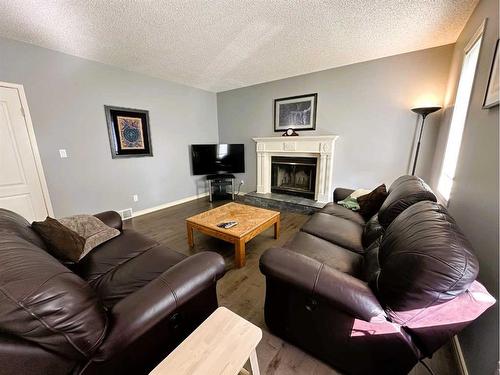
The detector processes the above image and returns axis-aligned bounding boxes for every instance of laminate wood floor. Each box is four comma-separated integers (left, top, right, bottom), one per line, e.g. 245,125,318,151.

123,198,460,375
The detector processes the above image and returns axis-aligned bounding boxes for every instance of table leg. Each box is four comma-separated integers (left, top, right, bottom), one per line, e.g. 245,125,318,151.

235,239,246,268
187,223,194,247
249,348,260,375
274,219,280,239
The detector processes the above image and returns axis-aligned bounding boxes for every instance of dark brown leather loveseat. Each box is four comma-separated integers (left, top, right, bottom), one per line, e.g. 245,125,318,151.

260,175,495,374
0,209,225,375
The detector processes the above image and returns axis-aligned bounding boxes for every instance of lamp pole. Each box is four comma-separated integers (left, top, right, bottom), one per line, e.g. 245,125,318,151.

410,106,441,176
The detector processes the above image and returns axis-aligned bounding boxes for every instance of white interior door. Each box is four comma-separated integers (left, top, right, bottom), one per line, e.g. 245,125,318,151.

0,84,52,222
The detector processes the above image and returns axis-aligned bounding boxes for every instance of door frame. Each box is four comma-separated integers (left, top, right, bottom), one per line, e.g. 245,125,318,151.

0,81,54,217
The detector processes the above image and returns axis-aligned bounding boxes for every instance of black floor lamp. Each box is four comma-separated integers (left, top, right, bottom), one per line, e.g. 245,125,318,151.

410,106,442,175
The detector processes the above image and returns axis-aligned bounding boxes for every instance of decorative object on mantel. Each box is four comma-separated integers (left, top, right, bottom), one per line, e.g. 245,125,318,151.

410,106,441,175
282,128,299,136
483,39,499,109
104,105,153,158
274,93,317,132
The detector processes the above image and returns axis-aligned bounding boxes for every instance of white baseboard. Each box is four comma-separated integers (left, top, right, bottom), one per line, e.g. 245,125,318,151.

129,192,209,219
452,336,469,375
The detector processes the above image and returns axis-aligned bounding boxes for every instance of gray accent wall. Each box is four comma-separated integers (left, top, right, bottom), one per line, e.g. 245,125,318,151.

0,37,218,217
430,0,499,373
217,45,454,193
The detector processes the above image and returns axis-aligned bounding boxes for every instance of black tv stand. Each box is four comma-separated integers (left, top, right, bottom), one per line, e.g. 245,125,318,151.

206,173,235,180
207,174,235,202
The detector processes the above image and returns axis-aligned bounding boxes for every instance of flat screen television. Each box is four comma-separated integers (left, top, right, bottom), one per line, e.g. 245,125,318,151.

191,144,245,175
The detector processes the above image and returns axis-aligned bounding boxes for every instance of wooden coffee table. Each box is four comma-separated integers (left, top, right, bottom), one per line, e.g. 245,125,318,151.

186,202,280,268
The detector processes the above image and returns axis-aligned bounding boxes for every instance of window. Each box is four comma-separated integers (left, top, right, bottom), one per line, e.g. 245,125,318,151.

437,28,483,202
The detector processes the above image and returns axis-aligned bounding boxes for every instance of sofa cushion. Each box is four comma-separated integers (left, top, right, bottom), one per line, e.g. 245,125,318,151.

378,175,436,228
75,229,186,307
300,213,364,253
362,240,381,286
362,213,384,248
319,202,365,225
285,232,363,276
89,244,186,308
75,229,159,283
0,211,107,360
376,201,479,312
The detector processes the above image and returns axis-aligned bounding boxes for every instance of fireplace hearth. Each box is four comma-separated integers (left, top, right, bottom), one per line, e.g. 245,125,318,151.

271,156,317,198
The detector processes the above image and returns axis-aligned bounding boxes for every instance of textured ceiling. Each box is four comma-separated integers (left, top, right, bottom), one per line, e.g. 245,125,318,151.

0,0,478,92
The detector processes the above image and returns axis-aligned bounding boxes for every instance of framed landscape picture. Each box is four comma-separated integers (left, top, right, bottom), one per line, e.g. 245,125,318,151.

274,93,317,132
104,105,153,158
483,39,499,109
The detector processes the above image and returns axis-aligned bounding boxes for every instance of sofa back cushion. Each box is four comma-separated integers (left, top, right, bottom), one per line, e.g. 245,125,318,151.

375,201,479,314
0,209,48,249
0,209,107,359
377,175,436,227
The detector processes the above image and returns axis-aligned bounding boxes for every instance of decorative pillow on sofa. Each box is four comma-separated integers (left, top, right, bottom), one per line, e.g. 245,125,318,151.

337,189,371,211
357,184,388,220
32,215,120,262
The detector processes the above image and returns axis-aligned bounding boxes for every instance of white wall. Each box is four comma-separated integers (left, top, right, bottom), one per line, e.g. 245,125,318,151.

430,0,499,373
0,37,219,217
217,45,454,193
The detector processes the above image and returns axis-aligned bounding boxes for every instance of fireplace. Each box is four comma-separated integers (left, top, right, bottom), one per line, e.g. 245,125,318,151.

253,135,338,203
271,156,317,198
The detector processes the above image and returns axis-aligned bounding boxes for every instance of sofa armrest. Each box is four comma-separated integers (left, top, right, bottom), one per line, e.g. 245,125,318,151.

94,252,225,360
333,188,355,202
94,211,122,231
260,247,385,321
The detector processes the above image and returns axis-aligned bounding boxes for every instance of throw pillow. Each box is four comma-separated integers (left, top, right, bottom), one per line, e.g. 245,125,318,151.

32,217,86,261
357,184,388,220
337,188,371,211
32,215,120,262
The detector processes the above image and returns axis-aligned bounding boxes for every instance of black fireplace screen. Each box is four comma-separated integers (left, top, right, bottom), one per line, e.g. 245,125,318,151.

271,156,317,198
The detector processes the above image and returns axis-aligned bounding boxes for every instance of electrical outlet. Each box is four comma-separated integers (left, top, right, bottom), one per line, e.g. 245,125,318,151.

240,180,244,185
133,194,139,202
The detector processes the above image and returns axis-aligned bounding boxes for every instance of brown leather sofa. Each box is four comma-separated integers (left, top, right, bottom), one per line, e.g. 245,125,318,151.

260,175,495,374
0,209,225,375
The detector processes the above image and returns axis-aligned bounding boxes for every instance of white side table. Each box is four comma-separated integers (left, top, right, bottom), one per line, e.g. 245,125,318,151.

150,307,262,375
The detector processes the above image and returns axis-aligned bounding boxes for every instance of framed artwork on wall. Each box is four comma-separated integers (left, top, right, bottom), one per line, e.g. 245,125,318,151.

274,93,317,132
104,105,153,158
483,39,499,109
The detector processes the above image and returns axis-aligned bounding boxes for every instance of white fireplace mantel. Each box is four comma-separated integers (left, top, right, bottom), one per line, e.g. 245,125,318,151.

252,135,339,203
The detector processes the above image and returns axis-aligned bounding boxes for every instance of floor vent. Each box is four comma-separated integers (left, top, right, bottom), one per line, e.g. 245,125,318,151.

118,208,133,220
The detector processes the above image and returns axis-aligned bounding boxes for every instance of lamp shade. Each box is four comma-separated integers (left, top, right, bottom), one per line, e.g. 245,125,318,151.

411,106,442,116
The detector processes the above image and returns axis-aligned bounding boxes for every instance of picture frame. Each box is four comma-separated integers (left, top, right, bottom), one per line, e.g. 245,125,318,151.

274,93,317,132
104,105,153,158
483,39,499,109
